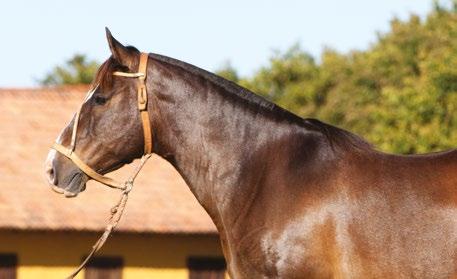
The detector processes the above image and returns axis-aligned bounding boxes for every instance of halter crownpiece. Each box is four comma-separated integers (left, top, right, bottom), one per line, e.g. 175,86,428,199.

51,52,153,279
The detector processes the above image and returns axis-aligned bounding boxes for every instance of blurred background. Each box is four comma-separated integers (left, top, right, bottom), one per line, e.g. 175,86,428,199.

0,0,456,278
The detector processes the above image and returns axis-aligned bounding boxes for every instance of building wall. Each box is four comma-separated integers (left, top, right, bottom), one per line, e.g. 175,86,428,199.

0,230,224,279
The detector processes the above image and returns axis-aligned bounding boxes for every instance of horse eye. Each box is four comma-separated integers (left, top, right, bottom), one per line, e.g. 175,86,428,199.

94,95,107,105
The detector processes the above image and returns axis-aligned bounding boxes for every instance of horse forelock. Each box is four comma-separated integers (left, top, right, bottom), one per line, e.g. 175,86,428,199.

91,57,128,91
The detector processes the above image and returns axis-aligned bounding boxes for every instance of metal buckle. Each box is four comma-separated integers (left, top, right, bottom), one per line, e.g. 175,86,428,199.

138,85,147,111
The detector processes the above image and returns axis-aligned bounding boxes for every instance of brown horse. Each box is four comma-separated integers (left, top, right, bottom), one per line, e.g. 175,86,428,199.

45,29,457,279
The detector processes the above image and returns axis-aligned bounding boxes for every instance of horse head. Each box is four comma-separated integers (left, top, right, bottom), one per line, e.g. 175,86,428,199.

45,29,148,197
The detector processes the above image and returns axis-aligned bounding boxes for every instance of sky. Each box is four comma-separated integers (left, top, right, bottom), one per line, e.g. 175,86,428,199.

0,0,434,87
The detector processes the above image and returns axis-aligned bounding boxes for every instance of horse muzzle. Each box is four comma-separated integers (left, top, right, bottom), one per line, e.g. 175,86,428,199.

45,149,88,198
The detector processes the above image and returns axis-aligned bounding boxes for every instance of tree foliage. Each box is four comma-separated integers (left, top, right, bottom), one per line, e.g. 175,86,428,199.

217,4,457,154
40,54,99,85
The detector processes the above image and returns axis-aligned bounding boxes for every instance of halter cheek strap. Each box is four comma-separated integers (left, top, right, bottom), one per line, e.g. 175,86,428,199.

114,52,153,154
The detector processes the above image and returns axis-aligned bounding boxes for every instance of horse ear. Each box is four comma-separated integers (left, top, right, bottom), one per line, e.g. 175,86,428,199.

105,27,139,70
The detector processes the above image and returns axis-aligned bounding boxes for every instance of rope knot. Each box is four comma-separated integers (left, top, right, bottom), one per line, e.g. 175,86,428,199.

111,205,118,214
124,180,134,194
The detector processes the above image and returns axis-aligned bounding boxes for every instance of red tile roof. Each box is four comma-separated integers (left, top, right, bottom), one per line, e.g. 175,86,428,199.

0,86,217,234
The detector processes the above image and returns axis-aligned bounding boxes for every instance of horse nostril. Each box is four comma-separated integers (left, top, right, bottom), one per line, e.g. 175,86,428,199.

45,165,57,186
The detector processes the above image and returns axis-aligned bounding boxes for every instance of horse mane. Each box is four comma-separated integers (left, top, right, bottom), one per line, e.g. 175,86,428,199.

150,53,297,118
149,53,373,152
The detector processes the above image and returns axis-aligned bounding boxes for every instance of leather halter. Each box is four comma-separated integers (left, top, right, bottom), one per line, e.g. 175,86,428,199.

52,53,154,279
52,52,153,189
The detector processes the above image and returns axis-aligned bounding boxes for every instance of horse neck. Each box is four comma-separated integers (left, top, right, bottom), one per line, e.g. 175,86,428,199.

147,55,307,222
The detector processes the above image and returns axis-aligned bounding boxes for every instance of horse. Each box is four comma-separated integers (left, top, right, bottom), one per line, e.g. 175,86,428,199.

45,29,457,279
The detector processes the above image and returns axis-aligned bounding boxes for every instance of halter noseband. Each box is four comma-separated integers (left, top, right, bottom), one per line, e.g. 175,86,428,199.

52,52,153,189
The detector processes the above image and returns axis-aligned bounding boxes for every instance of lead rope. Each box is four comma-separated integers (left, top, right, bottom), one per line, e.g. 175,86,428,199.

66,153,151,279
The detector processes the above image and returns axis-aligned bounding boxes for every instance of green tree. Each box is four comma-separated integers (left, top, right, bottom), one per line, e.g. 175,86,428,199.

40,54,100,85
215,61,240,83
220,3,457,154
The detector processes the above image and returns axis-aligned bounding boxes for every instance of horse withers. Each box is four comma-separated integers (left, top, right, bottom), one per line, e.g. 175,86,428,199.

45,29,457,279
